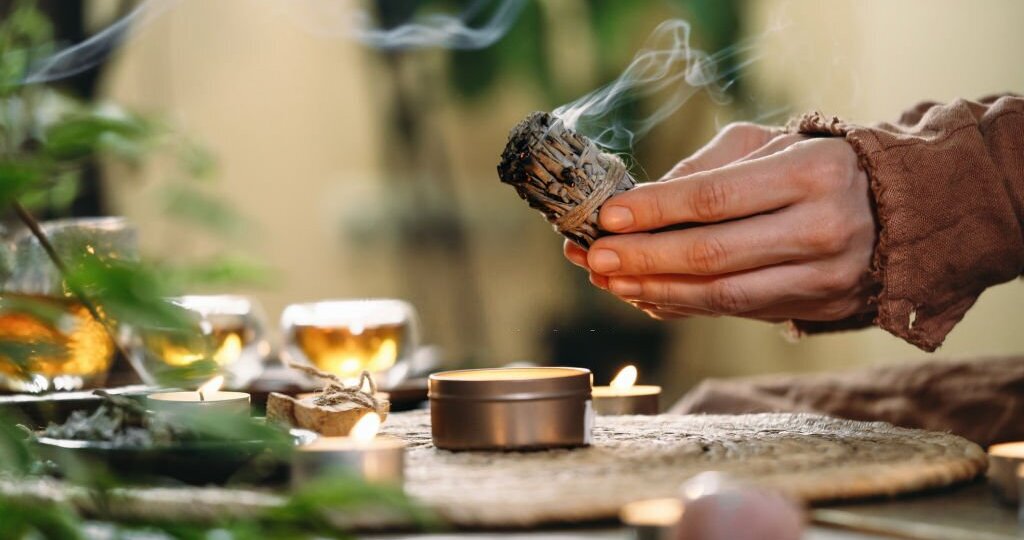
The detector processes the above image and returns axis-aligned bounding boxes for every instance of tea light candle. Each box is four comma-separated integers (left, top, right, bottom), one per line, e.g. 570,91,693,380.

620,498,684,540
292,412,405,488
988,442,1024,504
147,376,251,416
592,365,660,415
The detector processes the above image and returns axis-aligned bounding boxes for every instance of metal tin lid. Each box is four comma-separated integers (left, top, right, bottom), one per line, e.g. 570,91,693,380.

1,217,136,296
429,367,592,402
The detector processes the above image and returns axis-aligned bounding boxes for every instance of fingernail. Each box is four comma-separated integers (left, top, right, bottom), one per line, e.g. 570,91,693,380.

589,249,621,273
601,206,634,231
609,277,642,296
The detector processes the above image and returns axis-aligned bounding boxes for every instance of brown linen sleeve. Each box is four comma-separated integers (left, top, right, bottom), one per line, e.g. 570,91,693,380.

790,95,1024,351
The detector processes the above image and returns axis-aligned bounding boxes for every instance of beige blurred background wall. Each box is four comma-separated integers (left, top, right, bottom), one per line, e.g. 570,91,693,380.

100,0,1024,405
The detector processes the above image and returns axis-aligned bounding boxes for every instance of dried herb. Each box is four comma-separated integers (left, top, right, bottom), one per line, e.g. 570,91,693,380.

497,111,636,248
40,390,189,447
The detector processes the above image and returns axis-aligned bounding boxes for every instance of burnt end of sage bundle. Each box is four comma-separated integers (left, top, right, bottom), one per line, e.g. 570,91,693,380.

497,111,637,248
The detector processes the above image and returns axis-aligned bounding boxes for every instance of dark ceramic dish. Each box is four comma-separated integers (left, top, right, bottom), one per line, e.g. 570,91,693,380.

34,428,318,486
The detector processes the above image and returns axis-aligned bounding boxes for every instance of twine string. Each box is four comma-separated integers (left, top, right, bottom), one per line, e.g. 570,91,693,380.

553,156,627,235
286,362,379,409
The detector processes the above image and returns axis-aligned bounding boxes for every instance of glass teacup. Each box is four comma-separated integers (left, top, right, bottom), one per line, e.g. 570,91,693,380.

127,295,269,388
281,299,419,388
0,217,134,393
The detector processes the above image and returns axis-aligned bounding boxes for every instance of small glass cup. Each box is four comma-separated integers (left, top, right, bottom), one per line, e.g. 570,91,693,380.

281,299,419,388
0,217,134,393
127,295,269,389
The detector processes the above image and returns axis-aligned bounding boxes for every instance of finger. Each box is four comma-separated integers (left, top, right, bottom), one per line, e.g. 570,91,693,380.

606,264,821,315
645,305,788,323
740,295,872,322
737,133,806,162
630,301,716,317
564,240,589,268
589,272,609,290
599,151,805,233
659,123,779,181
641,309,689,321
588,211,812,276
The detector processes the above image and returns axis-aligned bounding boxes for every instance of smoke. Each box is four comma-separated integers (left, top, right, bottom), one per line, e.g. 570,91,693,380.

20,0,525,87
22,0,178,85
552,19,760,152
270,0,527,50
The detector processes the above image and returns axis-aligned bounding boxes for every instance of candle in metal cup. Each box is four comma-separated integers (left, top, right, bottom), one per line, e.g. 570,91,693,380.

429,367,593,451
988,442,1024,505
292,412,405,488
620,498,684,540
147,376,251,416
592,365,661,415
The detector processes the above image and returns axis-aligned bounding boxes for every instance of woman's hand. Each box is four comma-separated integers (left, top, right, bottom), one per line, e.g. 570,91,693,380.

564,123,877,322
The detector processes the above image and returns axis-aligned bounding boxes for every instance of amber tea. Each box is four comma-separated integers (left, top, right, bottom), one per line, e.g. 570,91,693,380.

290,322,405,381
281,299,419,385
0,295,115,392
141,325,250,368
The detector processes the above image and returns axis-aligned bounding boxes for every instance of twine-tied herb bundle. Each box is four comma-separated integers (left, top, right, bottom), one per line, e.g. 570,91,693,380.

497,111,637,247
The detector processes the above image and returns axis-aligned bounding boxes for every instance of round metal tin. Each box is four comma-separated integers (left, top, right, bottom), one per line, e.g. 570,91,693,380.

428,367,593,451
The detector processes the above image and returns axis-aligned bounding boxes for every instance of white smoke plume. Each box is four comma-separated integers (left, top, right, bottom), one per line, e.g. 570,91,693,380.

553,19,760,152
282,0,528,50
22,0,178,85
19,0,526,86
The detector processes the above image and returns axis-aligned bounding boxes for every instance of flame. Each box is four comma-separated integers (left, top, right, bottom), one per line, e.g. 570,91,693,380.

197,375,224,400
350,412,381,443
610,365,638,389
213,333,243,365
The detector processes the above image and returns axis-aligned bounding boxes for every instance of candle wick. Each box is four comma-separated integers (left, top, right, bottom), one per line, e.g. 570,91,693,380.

199,390,206,402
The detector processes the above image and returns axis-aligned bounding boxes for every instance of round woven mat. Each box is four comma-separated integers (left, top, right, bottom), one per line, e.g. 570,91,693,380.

385,410,987,527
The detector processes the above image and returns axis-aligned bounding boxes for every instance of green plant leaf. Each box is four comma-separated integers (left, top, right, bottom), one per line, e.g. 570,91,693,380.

63,255,193,332
0,497,84,540
0,412,33,475
0,295,70,327
178,139,217,180
0,158,46,207
16,168,80,213
160,183,248,239
43,112,151,162
165,255,274,290
268,471,441,533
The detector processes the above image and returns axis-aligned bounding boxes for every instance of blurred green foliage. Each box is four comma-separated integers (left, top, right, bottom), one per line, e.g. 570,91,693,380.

0,4,433,537
0,0,269,379
0,403,435,539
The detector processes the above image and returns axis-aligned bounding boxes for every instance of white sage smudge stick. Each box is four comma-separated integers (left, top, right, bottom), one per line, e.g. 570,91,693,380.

497,111,637,248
